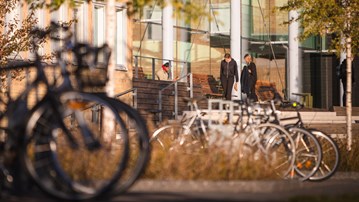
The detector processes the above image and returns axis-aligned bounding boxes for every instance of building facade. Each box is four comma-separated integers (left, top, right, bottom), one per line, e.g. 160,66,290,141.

4,0,133,99
4,0,358,108
132,0,358,108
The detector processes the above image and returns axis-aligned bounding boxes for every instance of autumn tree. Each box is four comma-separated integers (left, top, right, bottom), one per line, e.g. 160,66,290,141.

0,0,38,64
0,0,42,92
279,0,359,150
25,0,210,23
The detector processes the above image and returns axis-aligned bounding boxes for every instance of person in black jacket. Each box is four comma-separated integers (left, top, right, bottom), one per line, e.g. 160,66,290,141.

220,53,239,100
339,58,356,104
241,54,258,101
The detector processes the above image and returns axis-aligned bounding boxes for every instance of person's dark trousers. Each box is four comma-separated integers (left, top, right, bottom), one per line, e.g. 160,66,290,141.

221,77,235,100
342,79,347,104
248,85,258,101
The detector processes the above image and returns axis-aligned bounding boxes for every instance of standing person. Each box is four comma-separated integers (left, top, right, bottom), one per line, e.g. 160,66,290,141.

156,62,170,80
339,58,356,104
241,54,258,101
220,53,239,100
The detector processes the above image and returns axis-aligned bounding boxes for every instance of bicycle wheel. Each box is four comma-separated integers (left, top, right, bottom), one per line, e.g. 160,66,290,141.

22,91,129,200
103,97,150,195
256,123,296,179
308,129,340,181
151,124,201,152
287,127,322,181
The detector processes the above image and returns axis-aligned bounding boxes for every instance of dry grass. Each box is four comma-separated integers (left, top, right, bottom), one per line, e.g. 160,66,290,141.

144,130,359,180
143,140,281,180
337,137,359,172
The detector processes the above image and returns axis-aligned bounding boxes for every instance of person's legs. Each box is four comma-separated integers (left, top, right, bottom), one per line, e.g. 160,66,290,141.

225,77,234,100
221,79,228,100
249,84,258,101
342,79,347,105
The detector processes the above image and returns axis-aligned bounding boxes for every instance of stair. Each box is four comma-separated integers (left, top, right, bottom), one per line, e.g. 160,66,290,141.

133,78,205,123
132,73,227,123
279,111,359,124
332,106,359,116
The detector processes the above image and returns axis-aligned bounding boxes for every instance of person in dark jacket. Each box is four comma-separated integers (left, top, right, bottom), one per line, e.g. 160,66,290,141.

339,58,356,104
220,53,239,100
241,54,258,101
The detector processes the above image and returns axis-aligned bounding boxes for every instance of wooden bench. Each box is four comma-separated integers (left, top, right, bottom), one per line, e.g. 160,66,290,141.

192,74,223,99
255,80,279,102
255,80,315,106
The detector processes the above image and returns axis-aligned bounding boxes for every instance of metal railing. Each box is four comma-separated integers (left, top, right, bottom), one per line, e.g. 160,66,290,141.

114,88,138,109
134,55,189,80
158,73,193,122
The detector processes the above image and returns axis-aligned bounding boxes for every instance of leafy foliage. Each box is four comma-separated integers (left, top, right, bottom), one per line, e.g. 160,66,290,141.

0,0,42,89
0,0,38,64
279,0,359,56
25,0,211,24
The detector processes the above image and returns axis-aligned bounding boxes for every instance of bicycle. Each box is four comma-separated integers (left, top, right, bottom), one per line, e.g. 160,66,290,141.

269,99,339,181
1,22,150,200
150,97,209,152
227,99,296,179
261,89,329,181
29,23,150,199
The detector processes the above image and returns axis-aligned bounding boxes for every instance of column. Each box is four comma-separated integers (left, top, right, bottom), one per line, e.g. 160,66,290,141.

231,0,242,99
162,0,174,79
288,10,301,100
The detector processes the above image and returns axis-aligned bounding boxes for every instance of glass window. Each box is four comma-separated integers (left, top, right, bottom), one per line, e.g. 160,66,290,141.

74,1,88,42
93,5,105,46
210,2,230,35
115,8,127,70
145,7,162,41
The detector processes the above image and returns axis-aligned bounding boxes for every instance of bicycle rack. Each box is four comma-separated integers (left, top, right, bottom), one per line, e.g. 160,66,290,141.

207,99,237,131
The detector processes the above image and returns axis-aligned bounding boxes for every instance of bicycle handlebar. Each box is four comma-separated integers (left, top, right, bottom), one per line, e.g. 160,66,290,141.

31,21,72,42
280,101,303,110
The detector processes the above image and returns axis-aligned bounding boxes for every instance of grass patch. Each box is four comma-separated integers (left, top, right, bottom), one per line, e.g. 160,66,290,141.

144,138,281,180
144,128,359,180
337,137,359,172
144,148,279,180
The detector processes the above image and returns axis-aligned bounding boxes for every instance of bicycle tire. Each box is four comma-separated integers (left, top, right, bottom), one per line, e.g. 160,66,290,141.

151,124,188,150
256,123,296,179
22,91,130,200
103,96,151,195
308,129,340,181
286,127,322,181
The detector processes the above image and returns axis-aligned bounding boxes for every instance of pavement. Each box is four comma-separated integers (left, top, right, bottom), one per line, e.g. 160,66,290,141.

2,172,359,202
119,172,359,201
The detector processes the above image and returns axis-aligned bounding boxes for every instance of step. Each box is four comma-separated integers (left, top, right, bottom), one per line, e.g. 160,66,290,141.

280,111,359,124
179,110,359,125
332,106,359,116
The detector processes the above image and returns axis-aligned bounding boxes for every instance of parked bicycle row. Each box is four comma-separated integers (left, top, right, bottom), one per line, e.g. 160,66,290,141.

150,95,340,182
0,22,150,200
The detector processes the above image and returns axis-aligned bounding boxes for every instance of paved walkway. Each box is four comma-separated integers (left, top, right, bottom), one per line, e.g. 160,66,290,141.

130,172,359,193
112,172,359,202
2,172,359,202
